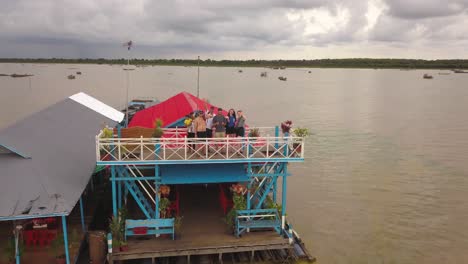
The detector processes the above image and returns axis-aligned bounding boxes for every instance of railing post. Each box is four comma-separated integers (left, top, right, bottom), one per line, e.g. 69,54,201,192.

96,135,100,161
184,136,187,160
226,137,229,159
117,138,121,161
274,126,279,150
140,136,143,161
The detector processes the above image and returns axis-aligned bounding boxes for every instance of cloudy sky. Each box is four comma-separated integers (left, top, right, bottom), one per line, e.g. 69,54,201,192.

1,0,467,59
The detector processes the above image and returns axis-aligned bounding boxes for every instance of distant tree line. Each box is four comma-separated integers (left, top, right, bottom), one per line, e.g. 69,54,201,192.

1,58,467,69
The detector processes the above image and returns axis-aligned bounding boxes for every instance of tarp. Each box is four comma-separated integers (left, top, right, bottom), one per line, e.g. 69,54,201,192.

129,92,227,128
0,93,122,221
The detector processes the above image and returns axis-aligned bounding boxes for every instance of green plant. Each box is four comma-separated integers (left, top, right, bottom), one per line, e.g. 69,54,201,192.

3,236,21,262
152,118,164,138
225,193,247,228
109,210,126,248
101,127,114,138
159,197,171,218
248,128,260,137
51,232,65,258
292,127,310,137
174,216,184,233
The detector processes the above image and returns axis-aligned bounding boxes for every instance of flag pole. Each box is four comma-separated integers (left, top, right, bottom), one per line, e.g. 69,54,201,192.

197,56,200,98
125,41,131,127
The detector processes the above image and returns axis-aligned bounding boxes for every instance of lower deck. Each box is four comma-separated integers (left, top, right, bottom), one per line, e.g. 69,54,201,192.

110,185,292,263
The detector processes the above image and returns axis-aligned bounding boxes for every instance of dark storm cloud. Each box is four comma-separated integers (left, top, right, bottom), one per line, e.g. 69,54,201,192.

0,0,467,58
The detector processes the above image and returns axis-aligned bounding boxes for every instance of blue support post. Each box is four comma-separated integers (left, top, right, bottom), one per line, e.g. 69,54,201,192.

111,166,117,217
117,124,122,138
247,163,252,210
281,164,288,231
273,176,277,203
117,179,122,209
62,216,70,264
275,126,279,149
155,165,160,219
14,230,20,264
79,196,86,233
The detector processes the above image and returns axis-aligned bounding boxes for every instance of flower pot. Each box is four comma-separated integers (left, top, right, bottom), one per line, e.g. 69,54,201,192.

120,245,129,252
293,143,301,154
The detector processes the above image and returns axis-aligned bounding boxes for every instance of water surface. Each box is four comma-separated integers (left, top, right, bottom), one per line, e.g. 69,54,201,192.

1,64,467,263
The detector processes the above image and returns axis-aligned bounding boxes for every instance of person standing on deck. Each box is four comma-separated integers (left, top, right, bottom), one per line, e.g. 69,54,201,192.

213,108,226,152
235,110,246,137
213,108,226,138
206,111,214,138
193,111,207,154
226,109,237,137
185,113,195,152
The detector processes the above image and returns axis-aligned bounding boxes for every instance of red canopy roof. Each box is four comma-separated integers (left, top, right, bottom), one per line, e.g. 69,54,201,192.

129,92,224,128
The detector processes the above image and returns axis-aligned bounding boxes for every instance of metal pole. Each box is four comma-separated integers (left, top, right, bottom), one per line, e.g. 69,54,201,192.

62,216,70,264
125,70,129,127
281,164,287,231
79,197,86,233
197,56,200,98
111,166,117,217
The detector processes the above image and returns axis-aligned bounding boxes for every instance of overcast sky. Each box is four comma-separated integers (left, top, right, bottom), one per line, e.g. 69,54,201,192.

1,0,467,59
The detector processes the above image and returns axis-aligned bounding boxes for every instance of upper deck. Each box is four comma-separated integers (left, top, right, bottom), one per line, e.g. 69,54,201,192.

96,127,305,165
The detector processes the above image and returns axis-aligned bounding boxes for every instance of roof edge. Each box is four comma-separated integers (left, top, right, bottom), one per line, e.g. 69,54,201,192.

70,92,124,122
0,144,31,158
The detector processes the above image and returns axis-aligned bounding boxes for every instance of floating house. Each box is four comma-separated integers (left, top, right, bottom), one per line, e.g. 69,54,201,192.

0,92,123,264
97,92,312,263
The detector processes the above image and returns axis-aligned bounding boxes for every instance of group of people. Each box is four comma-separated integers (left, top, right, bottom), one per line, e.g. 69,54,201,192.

184,106,247,141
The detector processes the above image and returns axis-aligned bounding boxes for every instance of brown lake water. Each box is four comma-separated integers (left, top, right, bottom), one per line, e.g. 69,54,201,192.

1,63,468,263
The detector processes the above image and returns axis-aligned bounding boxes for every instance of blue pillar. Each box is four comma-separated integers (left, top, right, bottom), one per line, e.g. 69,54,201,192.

155,165,159,219
273,176,277,203
111,166,117,217
62,216,70,264
117,124,122,138
117,179,122,209
247,163,252,210
79,197,86,233
15,233,20,264
275,125,279,149
281,164,288,230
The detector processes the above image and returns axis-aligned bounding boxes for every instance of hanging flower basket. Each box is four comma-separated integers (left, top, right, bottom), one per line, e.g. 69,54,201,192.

159,185,171,197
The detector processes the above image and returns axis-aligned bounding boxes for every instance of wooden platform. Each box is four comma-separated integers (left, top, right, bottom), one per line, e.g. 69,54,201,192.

110,185,291,263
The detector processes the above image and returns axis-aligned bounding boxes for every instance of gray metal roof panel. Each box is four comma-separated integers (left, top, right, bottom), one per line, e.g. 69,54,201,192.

0,95,118,220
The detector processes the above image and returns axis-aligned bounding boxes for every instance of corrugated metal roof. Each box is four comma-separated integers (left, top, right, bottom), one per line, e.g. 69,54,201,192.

0,93,121,221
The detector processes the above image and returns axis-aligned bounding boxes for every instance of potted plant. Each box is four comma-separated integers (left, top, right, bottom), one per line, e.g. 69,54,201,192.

174,216,184,239
99,127,114,158
281,120,293,135
152,118,164,138
109,215,123,253
159,197,171,218
159,185,171,197
3,236,20,264
224,184,247,232
119,241,129,252
51,232,66,264
292,127,310,154
248,128,260,138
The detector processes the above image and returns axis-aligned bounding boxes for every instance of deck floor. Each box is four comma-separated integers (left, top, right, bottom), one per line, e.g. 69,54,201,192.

112,185,290,261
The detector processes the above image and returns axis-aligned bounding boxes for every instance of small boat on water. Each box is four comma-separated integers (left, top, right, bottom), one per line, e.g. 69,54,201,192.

68,75,76,80
308,71,311,73
272,67,279,70
438,72,450,75
423,74,433,79
76,71,82,75
238,69,243,73
279,66,286,70
452,69,468,73
260,72,267,77
11,73,33,78
278,76,287,81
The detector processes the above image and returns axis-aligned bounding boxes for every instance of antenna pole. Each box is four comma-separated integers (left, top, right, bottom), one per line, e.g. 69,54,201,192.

197,56,200,98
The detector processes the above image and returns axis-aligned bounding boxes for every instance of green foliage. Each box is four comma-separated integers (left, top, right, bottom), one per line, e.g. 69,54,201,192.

265,196,282,216
248,128,260,137
292,127,310,138
174,216,184,233
152,118,164,138
3,58,468,69
3,236,22,262
109,207,128,247
101,127,114,138
51,232,64,257
159,197,171,213
225,193,247,228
